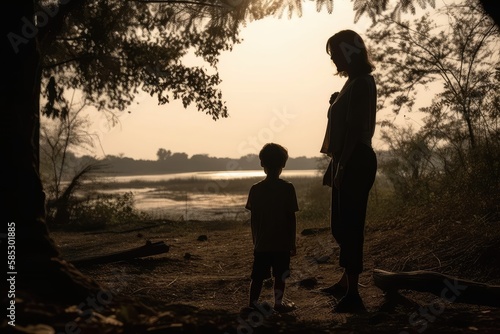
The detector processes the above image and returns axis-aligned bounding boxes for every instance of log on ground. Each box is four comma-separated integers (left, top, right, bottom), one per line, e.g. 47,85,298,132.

373,269,500,308
71,240,170,266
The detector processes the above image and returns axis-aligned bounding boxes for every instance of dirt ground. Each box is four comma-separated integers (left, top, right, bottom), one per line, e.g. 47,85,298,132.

14,219,490,334
6,220,500,333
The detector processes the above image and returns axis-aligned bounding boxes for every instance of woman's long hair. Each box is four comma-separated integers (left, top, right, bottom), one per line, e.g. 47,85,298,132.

326,30,375,77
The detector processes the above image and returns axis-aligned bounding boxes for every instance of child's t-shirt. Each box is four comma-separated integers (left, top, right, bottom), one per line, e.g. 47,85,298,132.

245,178,299,252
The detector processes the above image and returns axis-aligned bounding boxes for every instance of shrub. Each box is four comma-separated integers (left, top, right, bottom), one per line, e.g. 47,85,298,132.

68,191,150,231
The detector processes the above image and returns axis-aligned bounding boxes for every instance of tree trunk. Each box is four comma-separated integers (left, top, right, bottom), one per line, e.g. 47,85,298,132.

3,0,100,304
4,0,56,258
464,112,476,149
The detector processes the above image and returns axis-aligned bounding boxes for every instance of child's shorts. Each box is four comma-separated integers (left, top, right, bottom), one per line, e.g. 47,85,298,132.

251,251,290,281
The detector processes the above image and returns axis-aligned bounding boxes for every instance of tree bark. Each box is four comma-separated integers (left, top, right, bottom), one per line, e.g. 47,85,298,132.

3,0,100,304
4,0,57,258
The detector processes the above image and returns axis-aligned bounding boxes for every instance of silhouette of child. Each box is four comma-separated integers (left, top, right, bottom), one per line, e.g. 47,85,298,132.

244,143,299,313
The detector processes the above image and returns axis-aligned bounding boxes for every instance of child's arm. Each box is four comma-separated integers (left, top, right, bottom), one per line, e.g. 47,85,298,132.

288,184,299,256
289,211,297,256
245,186,256,246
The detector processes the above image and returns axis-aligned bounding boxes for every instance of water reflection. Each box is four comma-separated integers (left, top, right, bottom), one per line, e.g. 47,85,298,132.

110,169,318,183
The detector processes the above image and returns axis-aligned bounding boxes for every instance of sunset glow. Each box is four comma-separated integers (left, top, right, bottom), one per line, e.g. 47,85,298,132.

87,2,381,160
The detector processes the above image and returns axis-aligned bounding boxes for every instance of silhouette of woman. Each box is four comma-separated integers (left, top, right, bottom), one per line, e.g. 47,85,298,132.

320,29,377,313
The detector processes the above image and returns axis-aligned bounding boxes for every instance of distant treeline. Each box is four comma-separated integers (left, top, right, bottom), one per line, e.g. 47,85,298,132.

73,152,323,176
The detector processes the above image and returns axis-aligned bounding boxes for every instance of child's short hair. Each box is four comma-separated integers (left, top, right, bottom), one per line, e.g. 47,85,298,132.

259,143,288,170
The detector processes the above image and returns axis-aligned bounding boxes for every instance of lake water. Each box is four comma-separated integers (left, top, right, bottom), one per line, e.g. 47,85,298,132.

102,169,321,222
109,169,320,183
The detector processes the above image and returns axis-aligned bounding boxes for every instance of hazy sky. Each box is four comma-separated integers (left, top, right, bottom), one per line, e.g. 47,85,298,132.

88,2,408,160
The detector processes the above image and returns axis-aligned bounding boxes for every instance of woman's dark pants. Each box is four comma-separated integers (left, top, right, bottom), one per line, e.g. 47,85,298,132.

331,143,377,275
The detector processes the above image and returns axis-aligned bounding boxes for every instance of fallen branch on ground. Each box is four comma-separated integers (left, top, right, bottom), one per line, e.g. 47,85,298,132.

71,240,170,266
373,269,500,308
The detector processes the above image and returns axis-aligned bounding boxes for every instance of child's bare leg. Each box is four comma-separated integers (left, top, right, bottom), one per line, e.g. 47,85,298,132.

274,278,296,313
274,278,285,306
249,279,263,307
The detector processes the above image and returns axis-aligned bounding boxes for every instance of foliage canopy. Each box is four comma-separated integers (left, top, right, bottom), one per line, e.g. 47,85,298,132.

38,0,436,122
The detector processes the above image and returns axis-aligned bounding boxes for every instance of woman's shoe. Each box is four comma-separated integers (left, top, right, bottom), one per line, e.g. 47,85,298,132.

333,294,367,313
